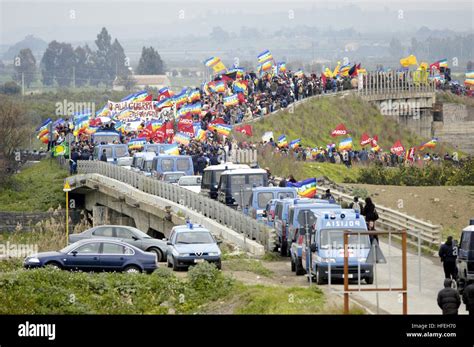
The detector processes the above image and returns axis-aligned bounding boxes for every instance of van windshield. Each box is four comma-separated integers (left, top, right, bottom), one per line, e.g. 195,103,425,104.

93,133,120,144
319,229,370,249
115,146,128,157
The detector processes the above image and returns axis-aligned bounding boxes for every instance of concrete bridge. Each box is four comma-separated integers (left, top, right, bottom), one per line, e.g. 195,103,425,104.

66,161,269,256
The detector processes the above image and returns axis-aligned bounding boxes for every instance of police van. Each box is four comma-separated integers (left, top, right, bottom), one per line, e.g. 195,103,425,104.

247,187,297,222
91,130,121,144
457,219,474,292
200,163,250,199
93,144,131,166
291,209,373,284
151,155,194,177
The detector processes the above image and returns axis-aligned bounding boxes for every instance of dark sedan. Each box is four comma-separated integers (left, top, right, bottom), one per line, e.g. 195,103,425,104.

69,225,168,262
24,239,158,273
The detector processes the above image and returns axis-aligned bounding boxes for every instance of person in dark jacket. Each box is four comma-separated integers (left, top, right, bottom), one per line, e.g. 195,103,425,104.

362,197,378,243
100,149,107,162
462,281,474,316
438,236,458,280
437,279,461,315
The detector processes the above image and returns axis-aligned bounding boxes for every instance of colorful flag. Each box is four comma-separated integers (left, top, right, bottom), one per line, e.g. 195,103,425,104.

223,94,239,107
53,143,68,157
439,59,448,68
465,71,474,79
194,128,207,142
391,140,405,156
405,147,416,163
278,62,287,74
128,138,147,150
188,89,201,103
172,89,189,108
213,81,226,93
277,135,288,148
261,60,273,72
419,138,438,151
234,124,253,136
294,69,304,78
287,178,317,198
465,78,474,86
233,80,248,94
257,50,273,64
262,131,274,143
289,139,301,149
162,143,180,155
173,132,191,146
208,123,232,137
338,137,353,151
331,123,349,137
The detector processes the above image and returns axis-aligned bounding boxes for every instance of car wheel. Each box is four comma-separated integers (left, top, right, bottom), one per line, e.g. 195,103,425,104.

290,257,296,272
147,247,163,262
295,258,306,276
215,261,222,270
172,257,179,271
45,262,61,270
167,258,172,268
316,267,325,285
279,241,287,257
365,275,374,285
124,265,141,274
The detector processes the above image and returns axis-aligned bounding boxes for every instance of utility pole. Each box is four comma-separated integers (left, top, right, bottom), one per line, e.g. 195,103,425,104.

72,66,75,89
21,72,25,96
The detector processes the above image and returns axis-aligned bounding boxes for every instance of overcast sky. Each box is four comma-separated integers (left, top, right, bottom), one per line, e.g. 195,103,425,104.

1,0,473,45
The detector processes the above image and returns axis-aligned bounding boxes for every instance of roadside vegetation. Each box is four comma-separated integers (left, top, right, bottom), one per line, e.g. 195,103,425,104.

0,159,68,211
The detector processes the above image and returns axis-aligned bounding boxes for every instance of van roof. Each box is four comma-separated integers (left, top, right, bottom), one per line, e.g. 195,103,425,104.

96,143,127,147
221,168,267,175
463,225,474,232
155,155,191,159
203,163,250,171
252,187,297,192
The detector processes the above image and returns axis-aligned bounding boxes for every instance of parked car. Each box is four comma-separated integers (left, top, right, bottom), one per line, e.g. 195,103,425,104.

457,220,474,293
166,224,222,270
24,239,158,273
69,225,168,262
178,175,202,193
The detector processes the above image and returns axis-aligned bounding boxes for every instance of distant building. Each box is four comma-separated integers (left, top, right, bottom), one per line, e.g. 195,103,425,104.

113,74,171,91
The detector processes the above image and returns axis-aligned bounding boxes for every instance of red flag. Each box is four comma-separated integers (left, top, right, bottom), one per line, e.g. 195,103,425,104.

138,123,154,139
331,123,348,137
159,89,171,100
165,121,174,137
210,117,225,125
237,92,246,104
370,135,379,147
360,133,371,146
153,125,166,143
234,124,253,136
391,140,405,155
178,114,193,127
143,94,153,102
89,118,102,127
321,73,327,86
178,122,194,135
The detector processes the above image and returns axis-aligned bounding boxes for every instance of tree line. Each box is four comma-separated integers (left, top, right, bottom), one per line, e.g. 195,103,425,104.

12,27,165,89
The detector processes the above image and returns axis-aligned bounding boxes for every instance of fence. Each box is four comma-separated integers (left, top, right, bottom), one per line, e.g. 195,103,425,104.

358,71,436,97
319,185,443,250
227,149,258,164
76,161,274,250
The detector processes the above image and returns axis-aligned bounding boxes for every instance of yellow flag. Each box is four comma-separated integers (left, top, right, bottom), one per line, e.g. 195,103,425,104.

212,61,227,74
332,61,341,76
400,55,418,67
323,68,333,78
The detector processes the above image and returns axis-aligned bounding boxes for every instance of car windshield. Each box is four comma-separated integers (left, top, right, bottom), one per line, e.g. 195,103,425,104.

179,177,201,186
60,243,78,253
175,231,214,244
130,227,153,239
319,229,371,249
115,146,128,157
93,134,119,144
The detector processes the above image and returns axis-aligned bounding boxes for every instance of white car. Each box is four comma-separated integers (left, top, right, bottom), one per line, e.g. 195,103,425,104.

178,176,202,193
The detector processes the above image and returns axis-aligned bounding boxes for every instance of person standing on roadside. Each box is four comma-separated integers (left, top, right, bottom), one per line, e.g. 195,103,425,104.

438,236,458,280
437,279,461,315
462,281,474,316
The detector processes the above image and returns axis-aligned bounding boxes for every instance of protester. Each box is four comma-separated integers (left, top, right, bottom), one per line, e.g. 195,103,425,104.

437,279,461,315
361,197,379,243
462,281,474,316
349,196,363,213
438,236,458,280
100,149,107,162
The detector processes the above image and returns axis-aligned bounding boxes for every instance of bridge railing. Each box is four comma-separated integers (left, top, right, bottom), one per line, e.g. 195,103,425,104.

319,185,442,249
227,149,258,164
77,161,274,250
358,71,436,97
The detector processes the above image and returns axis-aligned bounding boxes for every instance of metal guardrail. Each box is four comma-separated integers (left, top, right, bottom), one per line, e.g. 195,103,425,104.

358,71,436,97
227,149,258,164
320,185,443,248
76,161,274,250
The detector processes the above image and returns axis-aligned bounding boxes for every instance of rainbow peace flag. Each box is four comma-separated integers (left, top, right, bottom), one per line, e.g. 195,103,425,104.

278,62,287,74
466,71,474,79
149,119,163,131
223,94,239,107
294,69,304,78
204,57,220,67
173,89,189,108
73,115,90,137
213,81,226,93
289,139,301,149
338,137,353,151
209,123,232,136
36,118,52,142
419,138,438,150
173,132,191,146
188,89,201,103
233,80,248,93
287,178,317,198
162,143,180,155
439,59,448,68
277,135,288,148
257,50,273,64
261,60,273,72
128,138,147,150
194,128,207,142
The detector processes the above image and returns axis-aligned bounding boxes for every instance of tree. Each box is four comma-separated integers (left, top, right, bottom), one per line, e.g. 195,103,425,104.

74,45,94,87
136,46,165,75
110,38,130,79
115,74,137,91
0,96,29,180
40,41,75,87
210,26,229,42
13,48,36,88
0,81,21,95
389,38,403,58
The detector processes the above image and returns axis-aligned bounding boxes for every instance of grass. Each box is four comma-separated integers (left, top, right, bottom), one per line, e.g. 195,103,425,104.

223,258,273,277
0,159,68,212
